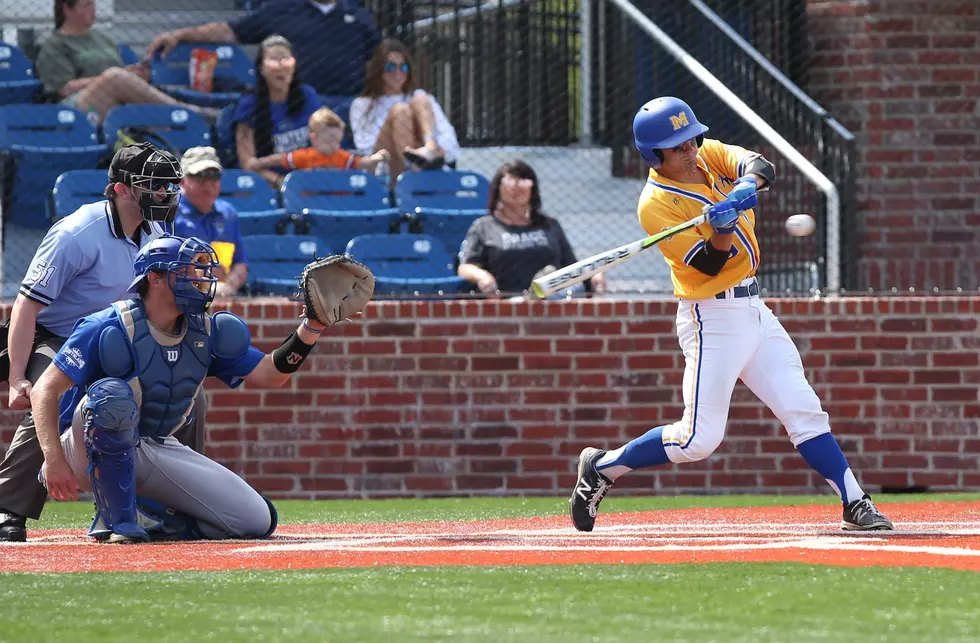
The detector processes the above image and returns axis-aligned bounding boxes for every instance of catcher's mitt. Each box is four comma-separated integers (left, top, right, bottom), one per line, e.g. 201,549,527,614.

299,255,376,325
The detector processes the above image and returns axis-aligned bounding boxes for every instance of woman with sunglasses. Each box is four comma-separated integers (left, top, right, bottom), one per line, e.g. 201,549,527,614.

458,160,607,298
232,35,321,189
348,39,460,184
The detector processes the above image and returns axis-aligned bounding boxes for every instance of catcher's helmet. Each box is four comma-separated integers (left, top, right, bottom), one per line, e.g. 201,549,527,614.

108,141,183,225
128,235,219,316
633,97,709,168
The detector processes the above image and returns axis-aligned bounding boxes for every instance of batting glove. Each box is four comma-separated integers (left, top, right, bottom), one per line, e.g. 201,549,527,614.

727,176,758,212
708,201,739,234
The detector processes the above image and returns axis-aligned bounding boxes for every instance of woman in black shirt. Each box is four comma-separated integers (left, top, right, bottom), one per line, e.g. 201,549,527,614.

458,160,607,297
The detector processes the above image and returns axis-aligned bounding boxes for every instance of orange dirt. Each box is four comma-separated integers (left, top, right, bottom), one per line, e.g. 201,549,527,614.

3,501,980,573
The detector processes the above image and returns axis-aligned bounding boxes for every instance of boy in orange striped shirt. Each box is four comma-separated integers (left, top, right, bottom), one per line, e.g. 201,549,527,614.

245,107,389,175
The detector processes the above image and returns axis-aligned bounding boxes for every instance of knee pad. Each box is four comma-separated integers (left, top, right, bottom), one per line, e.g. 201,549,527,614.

83,377,139,454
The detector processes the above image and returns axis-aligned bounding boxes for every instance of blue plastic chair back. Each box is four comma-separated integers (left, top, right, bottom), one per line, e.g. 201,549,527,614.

220,170,280,212
102,105,211,154
220,169,288,235
0,43,41,104
394,170,490,214
345,233,456,278
280,169,400,250
150,43,255,91
50,170,108,221
281,168,392,212
345,233,468,295
0,104,100,148
0,105,107,227
244,234,328,294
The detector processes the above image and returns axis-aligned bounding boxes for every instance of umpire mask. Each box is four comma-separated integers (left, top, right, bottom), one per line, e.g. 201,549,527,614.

109,142,184,225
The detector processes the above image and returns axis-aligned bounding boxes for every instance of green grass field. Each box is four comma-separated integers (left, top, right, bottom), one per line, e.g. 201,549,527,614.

4,493,980,643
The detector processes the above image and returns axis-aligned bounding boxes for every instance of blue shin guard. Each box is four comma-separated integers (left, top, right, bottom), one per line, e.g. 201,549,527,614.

83,378,147,542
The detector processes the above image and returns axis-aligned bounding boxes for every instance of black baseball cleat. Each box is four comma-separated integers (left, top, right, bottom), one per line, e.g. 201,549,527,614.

0,511,28,542
569,447,614,532
842,495,894,531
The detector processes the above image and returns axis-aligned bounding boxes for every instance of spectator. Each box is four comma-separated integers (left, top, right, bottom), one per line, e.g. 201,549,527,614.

36,0,218,123
231,35,321,190
147,0,379,97
245,106,388,182
458,160,606,298
349,39,461,184
172,146,248,298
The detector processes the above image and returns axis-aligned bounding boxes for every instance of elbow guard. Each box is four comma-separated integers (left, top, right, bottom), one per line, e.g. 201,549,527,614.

743,156,776,188
688,242,731,277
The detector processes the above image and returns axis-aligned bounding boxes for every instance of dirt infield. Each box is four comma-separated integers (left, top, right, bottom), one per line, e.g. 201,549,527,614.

3,501,980,573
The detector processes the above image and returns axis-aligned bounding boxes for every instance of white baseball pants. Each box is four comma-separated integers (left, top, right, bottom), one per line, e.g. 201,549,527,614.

662,287,831,464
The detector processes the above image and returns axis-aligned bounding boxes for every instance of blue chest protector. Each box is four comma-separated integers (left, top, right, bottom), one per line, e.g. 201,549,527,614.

97,300,249,440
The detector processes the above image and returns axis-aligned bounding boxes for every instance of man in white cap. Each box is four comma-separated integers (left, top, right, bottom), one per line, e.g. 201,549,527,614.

174,146,249,298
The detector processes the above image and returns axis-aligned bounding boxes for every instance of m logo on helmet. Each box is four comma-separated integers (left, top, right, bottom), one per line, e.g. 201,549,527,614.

669,112,689,131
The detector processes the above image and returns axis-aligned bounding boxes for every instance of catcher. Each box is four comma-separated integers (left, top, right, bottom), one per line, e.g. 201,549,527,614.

29,235,374,542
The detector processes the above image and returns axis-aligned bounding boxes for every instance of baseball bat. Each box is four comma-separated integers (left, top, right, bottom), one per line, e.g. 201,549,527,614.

530,205,710,299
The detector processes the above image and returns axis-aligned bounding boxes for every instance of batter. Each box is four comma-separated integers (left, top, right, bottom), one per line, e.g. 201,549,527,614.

568,97,893,533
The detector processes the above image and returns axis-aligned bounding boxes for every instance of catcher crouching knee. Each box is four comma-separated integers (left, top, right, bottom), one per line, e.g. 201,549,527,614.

30,236,375,543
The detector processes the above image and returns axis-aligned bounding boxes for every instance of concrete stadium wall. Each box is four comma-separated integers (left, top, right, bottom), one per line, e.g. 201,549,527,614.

3,297,978,499
807,0,980,291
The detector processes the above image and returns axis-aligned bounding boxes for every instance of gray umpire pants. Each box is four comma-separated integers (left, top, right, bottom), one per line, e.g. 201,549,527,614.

0,331,208,519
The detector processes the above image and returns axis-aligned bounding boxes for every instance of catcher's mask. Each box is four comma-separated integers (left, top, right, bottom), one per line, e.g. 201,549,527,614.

108,141,183,225
128,235,219,318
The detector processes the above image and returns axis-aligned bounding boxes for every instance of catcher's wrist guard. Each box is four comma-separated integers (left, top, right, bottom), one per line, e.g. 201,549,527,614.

272,331,314,374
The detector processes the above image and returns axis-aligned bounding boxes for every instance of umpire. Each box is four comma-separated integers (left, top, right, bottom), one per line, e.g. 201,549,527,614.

0,141,206,542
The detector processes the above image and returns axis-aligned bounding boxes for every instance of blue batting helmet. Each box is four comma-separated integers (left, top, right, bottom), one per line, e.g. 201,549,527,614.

633,97,710,168
128,235,219,316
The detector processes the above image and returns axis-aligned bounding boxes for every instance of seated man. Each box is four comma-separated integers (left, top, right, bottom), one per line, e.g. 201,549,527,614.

173,147,248,298
29,235,373,543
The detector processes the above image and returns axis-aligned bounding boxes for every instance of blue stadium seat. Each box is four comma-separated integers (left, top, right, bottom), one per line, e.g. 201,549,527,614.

118,43,141,66
0,43,41,105
219,169,290,235
243,234,327,295
49,169,107,222
345,233,468,296
280,169,400,251
102,105,211,154
150,43,255,108
318,94,355,149
394,170,490,256
0,105,107,228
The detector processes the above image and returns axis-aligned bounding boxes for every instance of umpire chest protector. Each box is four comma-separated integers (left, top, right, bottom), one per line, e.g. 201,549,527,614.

97,300,248,440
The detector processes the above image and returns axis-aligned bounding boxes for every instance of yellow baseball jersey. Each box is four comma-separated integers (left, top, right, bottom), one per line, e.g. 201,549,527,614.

638,138,763,300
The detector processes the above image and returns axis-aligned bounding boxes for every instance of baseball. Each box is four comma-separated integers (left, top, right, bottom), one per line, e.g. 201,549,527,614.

785,214,816,237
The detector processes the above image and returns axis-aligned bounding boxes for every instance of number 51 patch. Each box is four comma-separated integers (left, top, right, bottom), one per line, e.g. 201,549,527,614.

28,260,57,287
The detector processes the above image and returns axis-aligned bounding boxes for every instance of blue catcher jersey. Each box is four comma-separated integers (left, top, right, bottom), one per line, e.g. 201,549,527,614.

52,301,264,436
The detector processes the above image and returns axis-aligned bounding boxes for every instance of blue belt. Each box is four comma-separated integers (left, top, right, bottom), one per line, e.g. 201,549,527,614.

715,281,759,299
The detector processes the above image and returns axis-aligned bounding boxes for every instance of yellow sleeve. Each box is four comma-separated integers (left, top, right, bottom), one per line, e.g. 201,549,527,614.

698,138,761,180
637,183,713,269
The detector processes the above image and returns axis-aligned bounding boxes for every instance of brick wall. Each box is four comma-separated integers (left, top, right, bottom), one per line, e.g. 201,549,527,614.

807,0,980,291
3,298,977,498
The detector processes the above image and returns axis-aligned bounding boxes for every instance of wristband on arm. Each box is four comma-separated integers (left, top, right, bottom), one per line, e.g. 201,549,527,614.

271,331,315,374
